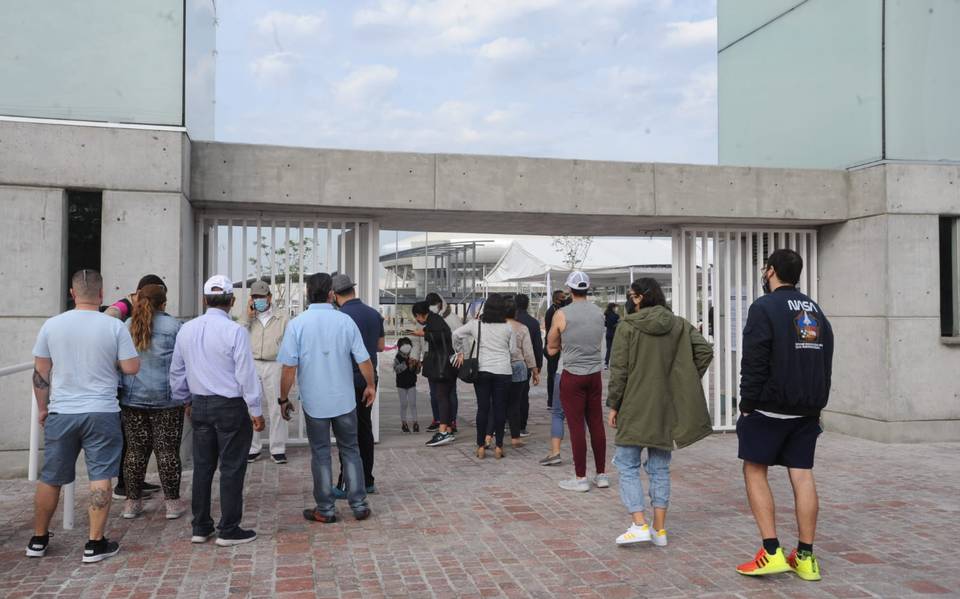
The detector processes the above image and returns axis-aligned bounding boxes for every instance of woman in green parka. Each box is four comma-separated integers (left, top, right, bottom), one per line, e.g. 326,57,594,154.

606,278,714,547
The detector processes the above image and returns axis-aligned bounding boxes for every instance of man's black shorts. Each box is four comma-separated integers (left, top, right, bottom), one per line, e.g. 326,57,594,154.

736,412,822,469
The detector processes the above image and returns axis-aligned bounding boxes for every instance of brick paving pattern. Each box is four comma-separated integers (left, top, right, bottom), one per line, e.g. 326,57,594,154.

1,372,958,598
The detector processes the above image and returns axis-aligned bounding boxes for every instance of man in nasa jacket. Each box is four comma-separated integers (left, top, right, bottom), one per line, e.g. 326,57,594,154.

734,249,834,583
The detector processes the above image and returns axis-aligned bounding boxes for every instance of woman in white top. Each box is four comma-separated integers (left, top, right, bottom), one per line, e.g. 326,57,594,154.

504,296,541,448
453,293,516,459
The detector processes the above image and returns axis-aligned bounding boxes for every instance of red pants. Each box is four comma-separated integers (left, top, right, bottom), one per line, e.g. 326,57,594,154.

559,370,606,478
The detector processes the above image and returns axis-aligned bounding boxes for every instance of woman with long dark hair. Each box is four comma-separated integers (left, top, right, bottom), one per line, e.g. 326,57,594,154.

606,278,714,547
453,294,516,459
119,284,186,520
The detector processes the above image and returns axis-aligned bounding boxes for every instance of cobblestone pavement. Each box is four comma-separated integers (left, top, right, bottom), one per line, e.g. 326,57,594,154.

1,373,958,598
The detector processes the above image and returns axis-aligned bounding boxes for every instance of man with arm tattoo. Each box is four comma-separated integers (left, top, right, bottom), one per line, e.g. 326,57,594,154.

26,270,140,563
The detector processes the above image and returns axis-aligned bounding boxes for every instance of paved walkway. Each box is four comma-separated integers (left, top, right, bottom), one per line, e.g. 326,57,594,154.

1,374,958,598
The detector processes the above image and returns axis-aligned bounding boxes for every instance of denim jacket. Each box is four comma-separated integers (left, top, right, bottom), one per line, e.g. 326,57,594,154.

121,312,182,409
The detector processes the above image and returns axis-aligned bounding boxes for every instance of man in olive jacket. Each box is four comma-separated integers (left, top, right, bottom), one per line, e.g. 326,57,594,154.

605,279,713,547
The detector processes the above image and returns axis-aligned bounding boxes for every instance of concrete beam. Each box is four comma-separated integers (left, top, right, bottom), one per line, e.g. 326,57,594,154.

190,141,852,228
0,121,187,193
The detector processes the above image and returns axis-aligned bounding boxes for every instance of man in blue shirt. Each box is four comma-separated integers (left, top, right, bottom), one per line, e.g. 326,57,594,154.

332,274,384,495
279,273,376,522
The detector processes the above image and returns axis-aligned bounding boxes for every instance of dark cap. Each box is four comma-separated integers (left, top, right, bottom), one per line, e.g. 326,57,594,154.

332,274,355,294
137,274,165,290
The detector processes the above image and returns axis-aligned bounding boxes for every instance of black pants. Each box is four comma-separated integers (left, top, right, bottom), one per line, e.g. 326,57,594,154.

507,379,528,440
432,379,454,425
519,372,531,431
338,385,376,488
191,396,252,536
475,371,510,448
605,336,615,366
546,353,560,406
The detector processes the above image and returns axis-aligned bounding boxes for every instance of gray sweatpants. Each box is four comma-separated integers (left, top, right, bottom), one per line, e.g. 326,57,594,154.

398,387,418,423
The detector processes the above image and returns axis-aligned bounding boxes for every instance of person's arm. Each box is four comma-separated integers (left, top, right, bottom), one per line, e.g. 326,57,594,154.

233,327,264,424
451,321,474,355
689,323,714,378
277,325,299,420
823,314,834,400
279,364,297,419
377,316,386,352
33,357,52,426
116,325,140,375
739,303,773,414
358,359,376,407
169,334,190,405
546,310,565,357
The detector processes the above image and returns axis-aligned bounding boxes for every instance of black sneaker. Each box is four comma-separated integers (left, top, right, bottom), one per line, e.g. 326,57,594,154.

112,485,125,500
450,420,458,434
426,431,455,447
519,430,531,438
303,508,337,523
82,537,120,563
191,529,217,544
247,451,261,463
271,453,287,464
401,422,410,433
426,421,440,432
215,528,257,547
25,532,51,557
353,506,372,521
412,422,420,433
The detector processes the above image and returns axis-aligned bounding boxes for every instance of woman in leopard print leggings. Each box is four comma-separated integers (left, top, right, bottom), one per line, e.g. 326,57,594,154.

119,283,186,519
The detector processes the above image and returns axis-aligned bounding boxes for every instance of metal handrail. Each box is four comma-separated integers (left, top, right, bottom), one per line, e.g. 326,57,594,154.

0,360,74,529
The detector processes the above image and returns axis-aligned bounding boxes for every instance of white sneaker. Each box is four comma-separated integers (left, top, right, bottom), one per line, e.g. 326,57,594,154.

651,528,668,547
594,474,610,488
558,478,590,492
616,523,652,545
165,499,187,520
121,498,143,519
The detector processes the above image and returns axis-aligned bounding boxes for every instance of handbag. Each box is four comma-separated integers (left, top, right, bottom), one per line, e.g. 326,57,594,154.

457,321,481,384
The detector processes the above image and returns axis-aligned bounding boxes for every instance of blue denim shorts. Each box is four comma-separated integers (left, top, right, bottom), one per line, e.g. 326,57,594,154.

41,412,123,485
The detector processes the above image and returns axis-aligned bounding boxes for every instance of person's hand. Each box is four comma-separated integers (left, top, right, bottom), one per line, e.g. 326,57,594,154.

452,352,464,368
252,415,266,432
607,409,618,428
362,385,376,407
279,398,296,421
38,406,49,427
412,328,425,337
532,371,541,386
247,298,255,319
184,404,192,420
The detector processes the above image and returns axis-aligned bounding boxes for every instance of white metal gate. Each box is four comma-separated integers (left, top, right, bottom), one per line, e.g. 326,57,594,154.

196,212,382,443
671,228,818,431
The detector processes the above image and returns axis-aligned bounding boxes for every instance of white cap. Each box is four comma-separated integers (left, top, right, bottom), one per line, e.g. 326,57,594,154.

203,274,234,295
565,271,590,290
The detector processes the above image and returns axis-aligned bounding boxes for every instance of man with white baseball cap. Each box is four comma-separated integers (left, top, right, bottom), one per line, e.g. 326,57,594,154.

546,271,608,492
170,275,265,546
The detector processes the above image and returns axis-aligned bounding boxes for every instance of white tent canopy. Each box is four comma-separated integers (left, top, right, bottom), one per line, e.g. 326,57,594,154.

484,237,673,285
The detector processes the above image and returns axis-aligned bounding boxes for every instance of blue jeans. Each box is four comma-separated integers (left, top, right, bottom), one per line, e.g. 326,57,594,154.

550,373,565,439
304,410,368,516
612,446,672,514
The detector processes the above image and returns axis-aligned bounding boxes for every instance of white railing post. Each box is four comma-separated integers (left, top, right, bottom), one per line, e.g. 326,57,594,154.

29,389,40,482
62,482,75,530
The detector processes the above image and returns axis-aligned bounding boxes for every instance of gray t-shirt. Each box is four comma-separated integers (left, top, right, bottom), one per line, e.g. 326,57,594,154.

560,300,605,376
32,310,138,414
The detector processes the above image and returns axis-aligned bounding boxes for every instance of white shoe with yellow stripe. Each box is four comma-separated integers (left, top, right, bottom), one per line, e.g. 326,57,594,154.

616,523,652,545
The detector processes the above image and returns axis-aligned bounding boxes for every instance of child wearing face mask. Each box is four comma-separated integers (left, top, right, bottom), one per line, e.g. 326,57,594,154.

394,337,419,433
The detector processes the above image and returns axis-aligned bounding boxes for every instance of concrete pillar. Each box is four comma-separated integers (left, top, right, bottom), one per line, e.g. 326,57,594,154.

0,186,67,475
101,191,196,319
818,165,960,442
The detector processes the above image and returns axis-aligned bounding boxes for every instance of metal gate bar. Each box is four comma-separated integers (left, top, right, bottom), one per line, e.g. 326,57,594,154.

672,227,818,431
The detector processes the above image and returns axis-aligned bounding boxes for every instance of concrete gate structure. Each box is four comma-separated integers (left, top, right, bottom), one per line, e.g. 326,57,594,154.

3,118,960,481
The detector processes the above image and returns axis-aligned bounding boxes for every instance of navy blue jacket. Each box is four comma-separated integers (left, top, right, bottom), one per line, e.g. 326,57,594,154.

739,286,834,416
517,310,544,370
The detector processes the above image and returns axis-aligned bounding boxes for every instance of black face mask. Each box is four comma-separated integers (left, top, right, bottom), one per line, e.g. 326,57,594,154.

625,299,637,314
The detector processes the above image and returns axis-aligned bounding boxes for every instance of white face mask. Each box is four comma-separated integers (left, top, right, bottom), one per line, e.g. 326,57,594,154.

398,345,412,355
428,304,441,314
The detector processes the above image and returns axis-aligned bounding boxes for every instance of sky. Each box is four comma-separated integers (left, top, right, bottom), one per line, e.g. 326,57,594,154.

215,0,718,165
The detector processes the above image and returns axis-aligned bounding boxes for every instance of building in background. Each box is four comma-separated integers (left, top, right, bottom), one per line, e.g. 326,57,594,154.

719,0,960,442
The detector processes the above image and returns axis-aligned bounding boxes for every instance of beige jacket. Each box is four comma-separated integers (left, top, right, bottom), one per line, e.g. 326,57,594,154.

243,311,289,361
509,320,537,370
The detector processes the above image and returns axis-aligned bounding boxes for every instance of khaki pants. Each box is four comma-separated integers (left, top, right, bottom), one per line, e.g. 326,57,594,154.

249,360,288,455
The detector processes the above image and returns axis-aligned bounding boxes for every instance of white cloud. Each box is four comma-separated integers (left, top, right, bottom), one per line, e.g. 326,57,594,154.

677,66,717,118
256,11,326,39
250,52,300,84
478,37,537,62
600,65,657,98
335,65,400,106
663,17,717,48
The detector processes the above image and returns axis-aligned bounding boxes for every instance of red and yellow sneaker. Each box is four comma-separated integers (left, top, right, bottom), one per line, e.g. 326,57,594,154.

787,549,822,581
736,547,791,576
